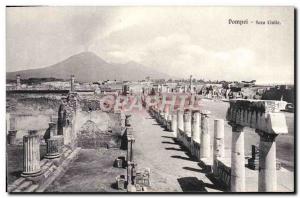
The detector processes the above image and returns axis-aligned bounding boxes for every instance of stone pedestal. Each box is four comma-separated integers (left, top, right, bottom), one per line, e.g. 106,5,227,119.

257,132,277,192
200,111,210,159
171,113,177,137
183,110,192,137
7,130,17,145
21,134,42,177
45,136,63,159
230,124,245,192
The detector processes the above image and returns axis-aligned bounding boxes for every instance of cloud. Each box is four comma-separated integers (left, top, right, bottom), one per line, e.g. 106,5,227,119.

7,7,294,84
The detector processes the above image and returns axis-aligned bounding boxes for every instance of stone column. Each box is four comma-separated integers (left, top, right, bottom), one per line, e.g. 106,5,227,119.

189,75,193,93
51,115,59,124
126,127,134,162
127,162,132,186
177,110,184,131
49,122,57,137
257,131,277,192
192,110,201,143
230,124,245,192
10,117,16,130
6,113,10,133
200,111,210,159
164,104,170,118
120,112,126,128
21,133,42,177
16,74,21,90
167,114,172,131
191,110,200,155
125,115,132,127
7,130,17,145
159,112,164,125
183,109,192,137
213,119,225,174
70,75,75,92
45,136,63,159
171,113,177,137
129,139,134,162
126,127,135,187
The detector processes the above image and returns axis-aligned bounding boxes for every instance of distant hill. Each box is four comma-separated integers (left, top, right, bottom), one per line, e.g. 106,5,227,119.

7,52,170,82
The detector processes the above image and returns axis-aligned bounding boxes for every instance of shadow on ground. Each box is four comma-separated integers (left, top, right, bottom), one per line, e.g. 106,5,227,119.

161,135,175,139
205,173,228,191
161,141,177,145
177,177,207,192
171,155,198,162
165,147,183,151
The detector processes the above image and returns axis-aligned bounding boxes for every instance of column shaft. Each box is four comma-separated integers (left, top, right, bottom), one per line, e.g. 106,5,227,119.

183,110,192,137
230,125,245,192
177,111,184,131
45,136,62,159
192,111,201,143
171,113,177,137
8,130,17,145
22,134,41,177
200,113,210,158
213,119,224,174
258,134,277,192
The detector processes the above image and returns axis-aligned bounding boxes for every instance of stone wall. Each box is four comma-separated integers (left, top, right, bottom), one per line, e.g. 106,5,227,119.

75,111,124,149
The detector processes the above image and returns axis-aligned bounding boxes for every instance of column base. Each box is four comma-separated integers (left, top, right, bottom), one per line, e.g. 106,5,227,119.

44,153,61,159
21,169,43,178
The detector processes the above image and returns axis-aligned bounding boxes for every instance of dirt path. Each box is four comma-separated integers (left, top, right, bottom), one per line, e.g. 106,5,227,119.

131,110,222,192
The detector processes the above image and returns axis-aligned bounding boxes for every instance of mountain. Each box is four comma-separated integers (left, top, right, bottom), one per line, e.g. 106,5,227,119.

6,52,171,82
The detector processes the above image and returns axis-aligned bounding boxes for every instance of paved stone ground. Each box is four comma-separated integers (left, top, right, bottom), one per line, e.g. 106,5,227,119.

132,110,223,192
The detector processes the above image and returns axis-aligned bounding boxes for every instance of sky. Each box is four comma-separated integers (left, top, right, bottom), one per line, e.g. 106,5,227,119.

6,6,294,84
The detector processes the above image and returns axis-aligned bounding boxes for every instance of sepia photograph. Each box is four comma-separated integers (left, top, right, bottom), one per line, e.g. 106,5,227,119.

5,6,295,193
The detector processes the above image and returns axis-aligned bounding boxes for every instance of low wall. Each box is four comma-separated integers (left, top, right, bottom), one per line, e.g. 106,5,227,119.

75,111,124,149
213,159,231,190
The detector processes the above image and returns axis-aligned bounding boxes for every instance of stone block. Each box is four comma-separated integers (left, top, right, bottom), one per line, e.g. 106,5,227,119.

116,175,126,190
114,156,126,168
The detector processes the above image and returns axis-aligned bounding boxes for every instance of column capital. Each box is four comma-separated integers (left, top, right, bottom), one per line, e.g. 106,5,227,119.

230,123,244,132
200,110,211,117
28,130,38,136
8,130,17,136
48,122,56,126
255,129,278,142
